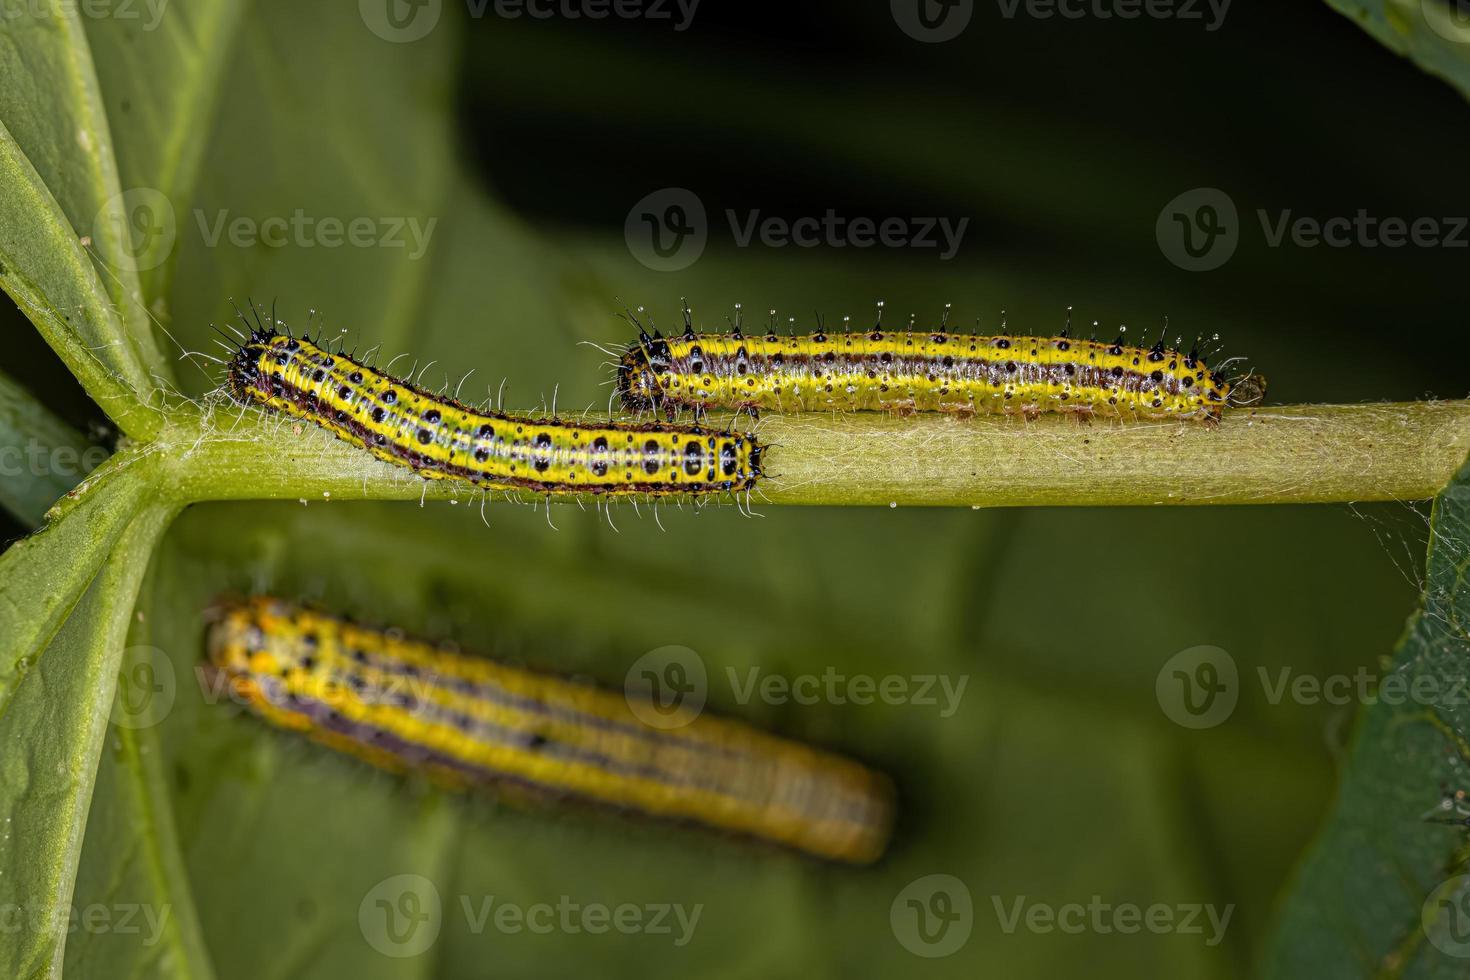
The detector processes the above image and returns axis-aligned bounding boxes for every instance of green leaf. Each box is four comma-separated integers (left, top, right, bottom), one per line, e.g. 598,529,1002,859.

1324,1,1470,102
63,587,215,980
82,0,250,311
0,367,105,526
0,447,161,721
0,504,173,979
0,115,162,440
1265,458,1470,977
0,4,170,413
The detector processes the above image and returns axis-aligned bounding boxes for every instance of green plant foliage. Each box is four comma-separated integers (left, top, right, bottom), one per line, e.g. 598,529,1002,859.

1265,458,1470,977
0,2,1466,978
1324,0,1470,101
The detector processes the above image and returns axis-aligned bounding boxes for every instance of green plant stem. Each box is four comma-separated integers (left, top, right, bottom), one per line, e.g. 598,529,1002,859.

160,400,1470,508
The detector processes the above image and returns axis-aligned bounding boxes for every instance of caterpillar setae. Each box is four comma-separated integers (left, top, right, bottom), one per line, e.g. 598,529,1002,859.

617,303,1264,423
223,313,762,496
205,596,895,864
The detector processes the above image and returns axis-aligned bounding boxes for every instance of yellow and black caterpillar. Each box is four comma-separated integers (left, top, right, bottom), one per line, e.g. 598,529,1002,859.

618,306,1262,422
206,597,895,864
225,324,762,496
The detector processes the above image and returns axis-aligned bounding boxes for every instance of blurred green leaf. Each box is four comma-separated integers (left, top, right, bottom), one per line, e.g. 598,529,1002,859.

1325,1,1470,102
0,367,103,525
63,578,215,980
82,0,249,312
1265,458,1470,977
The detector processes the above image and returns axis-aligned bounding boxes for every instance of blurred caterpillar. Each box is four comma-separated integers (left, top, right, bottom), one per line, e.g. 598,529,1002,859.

223,311,762,497
617,304,1264,423
206,596,894,864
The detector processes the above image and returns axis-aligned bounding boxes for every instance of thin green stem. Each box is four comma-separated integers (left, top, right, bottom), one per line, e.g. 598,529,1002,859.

160,400,1470,508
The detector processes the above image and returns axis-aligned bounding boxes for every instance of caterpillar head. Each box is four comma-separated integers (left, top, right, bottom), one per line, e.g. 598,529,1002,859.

205,596,329,711
223,327,277,404
223,329,310,408
746,438,765,485
616,335,671,412
1226,372,1268,408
